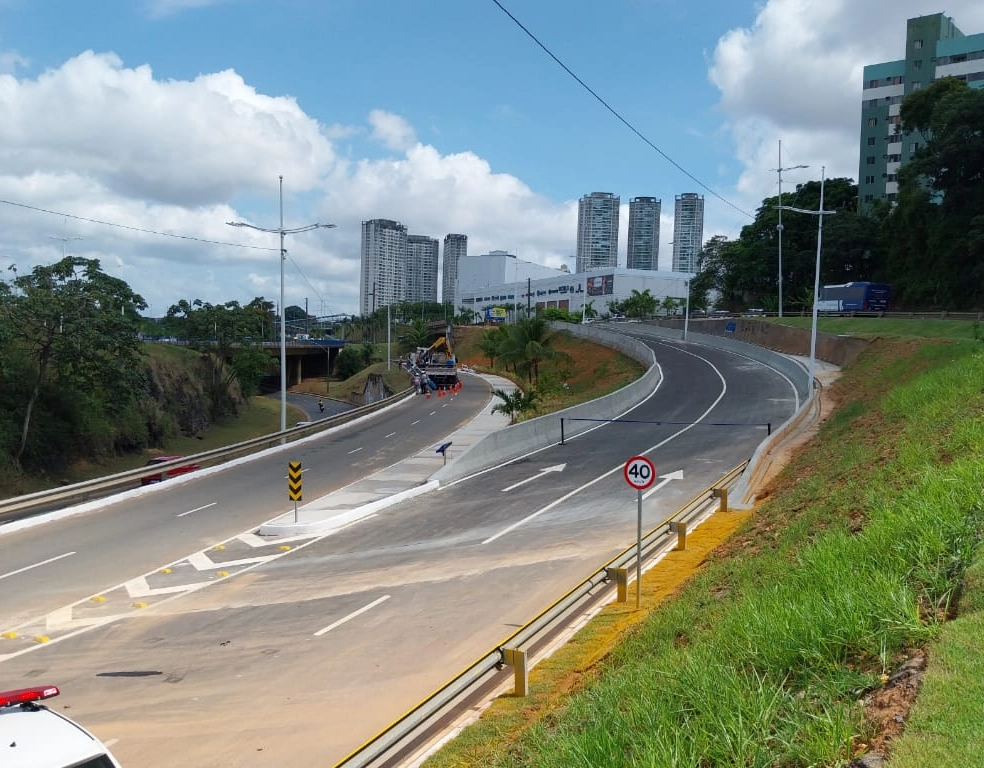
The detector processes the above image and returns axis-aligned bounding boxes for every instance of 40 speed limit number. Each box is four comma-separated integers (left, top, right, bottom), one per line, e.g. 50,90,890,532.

623,456,656,490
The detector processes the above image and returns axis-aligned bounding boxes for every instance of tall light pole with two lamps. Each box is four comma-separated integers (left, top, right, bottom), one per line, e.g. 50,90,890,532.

777,165,834,396
772,140,808,318
227,176,335,435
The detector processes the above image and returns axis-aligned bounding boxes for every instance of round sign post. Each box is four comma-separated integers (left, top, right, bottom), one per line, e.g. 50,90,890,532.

624,456,656,608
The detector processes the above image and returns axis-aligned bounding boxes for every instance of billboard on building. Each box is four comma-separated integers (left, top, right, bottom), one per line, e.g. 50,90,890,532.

586,274,614,296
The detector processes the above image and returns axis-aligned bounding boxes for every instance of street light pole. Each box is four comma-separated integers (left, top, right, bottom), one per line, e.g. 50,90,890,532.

778,165,834,398
772,140,808,318
683,278,690,342
227,176,335,436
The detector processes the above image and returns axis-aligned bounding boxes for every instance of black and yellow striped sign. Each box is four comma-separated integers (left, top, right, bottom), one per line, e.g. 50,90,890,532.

288,461,302,501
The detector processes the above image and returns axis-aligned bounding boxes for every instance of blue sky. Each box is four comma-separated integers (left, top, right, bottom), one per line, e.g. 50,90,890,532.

1,0,982,315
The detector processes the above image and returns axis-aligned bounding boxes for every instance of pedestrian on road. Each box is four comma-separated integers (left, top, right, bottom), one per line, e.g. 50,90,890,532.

318,398,325,413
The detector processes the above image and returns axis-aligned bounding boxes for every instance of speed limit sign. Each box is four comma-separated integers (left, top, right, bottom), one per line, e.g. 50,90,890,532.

624,456,656,490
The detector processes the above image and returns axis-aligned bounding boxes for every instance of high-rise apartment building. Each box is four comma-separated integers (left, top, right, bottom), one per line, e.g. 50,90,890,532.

360,219,407,315
442,233,467,306
858,13,984,211
406,235,439,304
576,192,620,273
672,193,704,273
627,197,661,270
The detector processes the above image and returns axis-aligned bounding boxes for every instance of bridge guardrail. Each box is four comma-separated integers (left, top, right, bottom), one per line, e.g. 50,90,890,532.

332,461,748,768
0,388,414,524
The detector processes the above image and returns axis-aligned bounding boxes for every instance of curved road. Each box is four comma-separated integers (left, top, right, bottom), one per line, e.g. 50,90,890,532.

0,336,799,767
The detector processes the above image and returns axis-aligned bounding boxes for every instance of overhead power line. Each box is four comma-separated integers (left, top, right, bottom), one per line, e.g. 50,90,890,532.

490,0,753,219
0,197,278,251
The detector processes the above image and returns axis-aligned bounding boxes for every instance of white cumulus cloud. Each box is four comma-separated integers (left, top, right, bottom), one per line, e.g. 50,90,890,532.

709,0,984,213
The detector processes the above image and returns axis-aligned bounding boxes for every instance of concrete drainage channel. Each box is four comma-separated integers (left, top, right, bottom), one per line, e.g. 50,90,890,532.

332,462,747,768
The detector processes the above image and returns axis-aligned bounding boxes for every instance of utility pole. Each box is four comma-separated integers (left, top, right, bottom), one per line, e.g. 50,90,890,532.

772,140,809,318
227,177,335,436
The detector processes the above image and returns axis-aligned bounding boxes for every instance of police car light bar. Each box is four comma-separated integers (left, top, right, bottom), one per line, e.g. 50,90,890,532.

0,686,60,707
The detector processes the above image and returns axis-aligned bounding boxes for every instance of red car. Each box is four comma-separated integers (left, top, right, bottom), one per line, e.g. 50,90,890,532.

141,455,200,485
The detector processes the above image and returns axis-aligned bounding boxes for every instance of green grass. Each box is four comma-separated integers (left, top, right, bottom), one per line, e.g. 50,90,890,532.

771,315,983,341
424,338,984,767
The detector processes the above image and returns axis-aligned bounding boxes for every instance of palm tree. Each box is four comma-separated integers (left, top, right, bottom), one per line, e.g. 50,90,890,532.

478,329,502,367
491,387,539,424
404,319,431,350
498,316,567,386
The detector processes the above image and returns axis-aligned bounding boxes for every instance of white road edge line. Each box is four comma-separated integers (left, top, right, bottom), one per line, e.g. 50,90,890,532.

0,551,76,581
348,447,364,454
314,595,391,636
484,351,730,544
176,502,217,518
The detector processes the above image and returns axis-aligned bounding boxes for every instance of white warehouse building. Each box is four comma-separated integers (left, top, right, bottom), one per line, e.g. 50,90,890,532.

458,263,694,319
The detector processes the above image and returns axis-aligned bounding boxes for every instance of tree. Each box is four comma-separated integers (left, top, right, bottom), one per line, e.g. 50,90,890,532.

498,316,569,386
335,345,367,379
491,387,538,424
478,329,503,367
403,319,432,351
885,77,984,308
660,295,679,317
622,288,658,318
166,298,273,408
1,257,146,465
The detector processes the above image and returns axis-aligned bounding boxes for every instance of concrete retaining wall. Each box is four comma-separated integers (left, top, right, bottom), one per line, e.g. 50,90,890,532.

622,323,811,402
432,320,865,494
655,318,869,367
430,325,658,484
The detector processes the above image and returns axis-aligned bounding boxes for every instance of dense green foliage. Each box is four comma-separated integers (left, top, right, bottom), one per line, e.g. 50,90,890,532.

334,343,376,380
165,297,275,404
0,260,272,479
0,257,148,471
700,77,983,312
882,77,984,308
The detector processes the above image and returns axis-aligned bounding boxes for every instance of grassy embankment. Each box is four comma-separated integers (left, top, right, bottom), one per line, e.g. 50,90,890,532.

422,321,984,767
450,325,646,417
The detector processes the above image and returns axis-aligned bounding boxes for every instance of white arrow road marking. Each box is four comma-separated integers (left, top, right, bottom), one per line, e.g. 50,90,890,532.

315,595,391,636
0,552,75,581
642,469,684,500
500,464,567,493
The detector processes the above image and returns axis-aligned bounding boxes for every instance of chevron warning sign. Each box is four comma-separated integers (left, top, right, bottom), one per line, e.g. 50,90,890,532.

288,461,302,501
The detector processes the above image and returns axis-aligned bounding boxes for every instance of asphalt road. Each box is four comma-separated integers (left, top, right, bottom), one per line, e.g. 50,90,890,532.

0,380,491,626
0,336,800,767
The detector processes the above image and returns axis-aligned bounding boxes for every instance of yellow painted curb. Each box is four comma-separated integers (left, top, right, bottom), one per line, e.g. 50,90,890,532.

33,635,50,644
132,602,147,609
1,631,19,639
91,595,107,603
216,570,229,577
159,567,172,574
279,545,291,551
213,544,225,551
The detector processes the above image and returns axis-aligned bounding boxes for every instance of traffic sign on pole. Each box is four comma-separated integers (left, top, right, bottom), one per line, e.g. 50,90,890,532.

623,455,656,610
623,456,656,490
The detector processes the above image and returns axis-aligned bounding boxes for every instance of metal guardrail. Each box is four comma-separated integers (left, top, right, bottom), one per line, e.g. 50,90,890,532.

332,461,748,768
0,388,414,524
